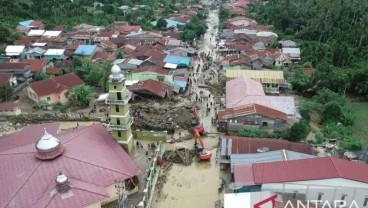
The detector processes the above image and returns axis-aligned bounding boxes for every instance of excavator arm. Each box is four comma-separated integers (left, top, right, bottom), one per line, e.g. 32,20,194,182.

191,106,200,125
193,128,204,148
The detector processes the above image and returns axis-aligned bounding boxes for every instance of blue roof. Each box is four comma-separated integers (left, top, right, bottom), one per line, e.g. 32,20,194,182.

74,45,97,56
174,80,187,88
19,20,33,27
151,19,186,28
163,55,191,67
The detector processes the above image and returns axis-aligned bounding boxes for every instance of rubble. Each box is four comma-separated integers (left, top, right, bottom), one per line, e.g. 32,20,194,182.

131,102,193,133
163,148,195,166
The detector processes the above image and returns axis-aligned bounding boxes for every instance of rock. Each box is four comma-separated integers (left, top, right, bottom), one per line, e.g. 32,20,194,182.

16,123,21,127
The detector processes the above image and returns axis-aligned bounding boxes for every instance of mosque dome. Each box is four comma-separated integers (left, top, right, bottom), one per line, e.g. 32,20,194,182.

35,128,64,160
111,64,122,75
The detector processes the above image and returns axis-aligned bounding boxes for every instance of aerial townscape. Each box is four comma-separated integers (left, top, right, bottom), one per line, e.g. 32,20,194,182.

1,0,368,208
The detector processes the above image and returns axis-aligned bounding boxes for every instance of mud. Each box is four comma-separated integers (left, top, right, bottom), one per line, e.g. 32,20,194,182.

163,148,195,166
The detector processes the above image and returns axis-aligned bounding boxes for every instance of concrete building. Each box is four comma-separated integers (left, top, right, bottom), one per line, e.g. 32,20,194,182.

106,65,134,152
233,157,368,207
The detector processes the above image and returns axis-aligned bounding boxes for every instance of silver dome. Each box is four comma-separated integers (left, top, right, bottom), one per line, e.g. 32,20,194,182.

36,128,61,152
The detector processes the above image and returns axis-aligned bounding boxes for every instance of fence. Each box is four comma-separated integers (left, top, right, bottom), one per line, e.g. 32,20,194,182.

134,129,168,142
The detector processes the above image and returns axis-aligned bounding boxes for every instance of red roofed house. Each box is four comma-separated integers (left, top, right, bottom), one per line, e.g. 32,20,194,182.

128,79,173,99
21,58,53,74
0,123,143,208
27,73,84,104
0,73,18,87
217,103,290,134
127,66,173,84
0,102,21,116
233,157,368,207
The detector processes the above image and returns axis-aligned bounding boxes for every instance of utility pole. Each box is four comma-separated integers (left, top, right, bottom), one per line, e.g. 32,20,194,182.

115,180,128,208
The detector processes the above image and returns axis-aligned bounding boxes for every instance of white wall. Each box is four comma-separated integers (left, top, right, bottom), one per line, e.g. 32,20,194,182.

262,178,368,207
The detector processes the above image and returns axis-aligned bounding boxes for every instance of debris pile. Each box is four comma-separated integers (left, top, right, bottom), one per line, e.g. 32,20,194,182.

163,148,195,166
132,102,193,133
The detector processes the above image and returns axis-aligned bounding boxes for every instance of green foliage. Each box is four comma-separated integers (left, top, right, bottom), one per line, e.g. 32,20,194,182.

313,88,347,106
116,49,123,59
0,85,13,101
33,100,49,110
156,18,167,30
290,69,312,93
298,100,316,121
33,73,49,81
219,6,229,22
69,85,94,107
322,122,352,141
238,127,282,138
52,103,69,113
314,132,326,144
285,119,310,142
340,137,363,151
179,13,207,42
179,30,196,42
322,101,344,123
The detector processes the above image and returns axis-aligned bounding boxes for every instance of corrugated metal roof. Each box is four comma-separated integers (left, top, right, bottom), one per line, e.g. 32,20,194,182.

226,76,265,108
226,70,285,84
74,45,97,56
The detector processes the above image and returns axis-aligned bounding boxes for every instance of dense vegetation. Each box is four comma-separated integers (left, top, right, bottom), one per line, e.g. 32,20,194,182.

250,0,368,97
179,12,208,42
0,0,195,43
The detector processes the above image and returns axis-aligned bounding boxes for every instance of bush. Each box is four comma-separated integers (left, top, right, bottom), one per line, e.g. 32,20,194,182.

285,119,310,142
314,132,326,144
53,103,69,113
340,137,363,151
322,122,351,141
313,88,347,106
298,100,317,120
322,101,344,123
238,128,282,138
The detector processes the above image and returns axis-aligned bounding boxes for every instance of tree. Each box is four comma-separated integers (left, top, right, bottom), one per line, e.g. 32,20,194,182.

0,85,13,101
33,73,48,81
285,119,310,142
156,18,167,30
68,85,94,107
322,101,344,123
298,100,317,121
340,137,362,151
116,49,124,59
179,30,196,42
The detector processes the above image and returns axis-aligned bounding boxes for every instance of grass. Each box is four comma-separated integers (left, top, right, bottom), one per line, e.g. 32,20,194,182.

350,102,368,148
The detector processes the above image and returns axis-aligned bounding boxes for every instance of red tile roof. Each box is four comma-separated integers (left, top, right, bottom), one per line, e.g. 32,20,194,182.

0,73,13,86
55,60,72,68
131,48,165,61
45,67,61,75
235,157,368,185
53,25,65,31
0,123,143,208
131,66,169,75
129,79,173,98
101,40,117,49
13,36,38,45
218,103,288,122
0,102,20,111
92,51,114,62
0,62,27,70
21,59,49,73
28,73,84,97
29,21,44,28
221,136,313,155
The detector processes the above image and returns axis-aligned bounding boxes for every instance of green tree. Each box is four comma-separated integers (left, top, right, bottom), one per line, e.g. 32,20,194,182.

340,137,362,151
0,85,13,101
116,49,124,59
285,119,310,142
322,101,344,123
179,30,196,42
69,85,94,107
33,73,48,81
156,18,167,30
298,100,316,120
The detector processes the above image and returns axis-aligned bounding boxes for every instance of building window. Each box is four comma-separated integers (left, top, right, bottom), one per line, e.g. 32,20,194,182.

47,96,51,101
115,105,119,112
117,131,121,137
341,195,347,205
318,193,323,201
363,197,368,207
114,85,117,89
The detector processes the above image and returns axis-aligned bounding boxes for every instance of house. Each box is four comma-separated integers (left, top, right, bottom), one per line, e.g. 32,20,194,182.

16,20,44,33
45,67,62,75
278,40,297,48
27,29,45,37
5,45,26,58
282,48,301,61
227,17,257,27
233,156,368,207
74,45,98,58
151,19,186,30
38,37,67,48
42,30,62,37
26,47,47,59
163,55,191,68
127,66,173,84
27,73,84,104
252,41,266,51
173,76,188,92
166,47,197,57
113,59,139,71
92,51,115,63
21,59,53,74
226,76,297,117
226,70,285,94
13,36,38,46
128,79,173,99
219,136,314,170
0,123,143,208
101,40,118,50
275,53,292,67
0,102,21,116
0,73,18,87
0,63,32,82
256,32,278,44
44,49,65,61
217,103,290,134
124,32,163,41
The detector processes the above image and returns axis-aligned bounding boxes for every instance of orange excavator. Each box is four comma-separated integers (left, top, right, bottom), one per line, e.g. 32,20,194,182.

191,106,212,160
